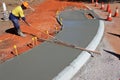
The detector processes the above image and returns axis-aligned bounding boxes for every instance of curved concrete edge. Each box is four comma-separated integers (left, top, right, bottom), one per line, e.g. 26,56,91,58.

53,20,104,80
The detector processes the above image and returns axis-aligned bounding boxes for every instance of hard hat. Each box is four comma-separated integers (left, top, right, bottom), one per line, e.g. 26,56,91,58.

22,2,29,8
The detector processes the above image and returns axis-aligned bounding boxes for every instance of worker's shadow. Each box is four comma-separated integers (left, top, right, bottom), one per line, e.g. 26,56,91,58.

5,28,17,35
107,32,120,38
103,49,120,60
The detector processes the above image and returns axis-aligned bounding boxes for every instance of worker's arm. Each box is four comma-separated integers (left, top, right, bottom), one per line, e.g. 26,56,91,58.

19,8,31,26
22,17,31,26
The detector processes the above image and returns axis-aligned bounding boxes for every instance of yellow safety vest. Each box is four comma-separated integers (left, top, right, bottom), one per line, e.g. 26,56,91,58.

12,6,25,18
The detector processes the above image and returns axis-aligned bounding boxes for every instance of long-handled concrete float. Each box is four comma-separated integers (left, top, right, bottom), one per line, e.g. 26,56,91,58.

0,9,104,80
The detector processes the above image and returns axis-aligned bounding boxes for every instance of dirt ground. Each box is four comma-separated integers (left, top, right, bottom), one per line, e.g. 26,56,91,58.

0,0,120,80
72,38,120,80
87,1,120,54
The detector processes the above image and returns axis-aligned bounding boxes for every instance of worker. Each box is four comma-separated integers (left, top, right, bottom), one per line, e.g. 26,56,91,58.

9,2,31,37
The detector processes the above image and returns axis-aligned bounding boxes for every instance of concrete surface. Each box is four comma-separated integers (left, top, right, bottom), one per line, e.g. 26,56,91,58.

0,9,103,80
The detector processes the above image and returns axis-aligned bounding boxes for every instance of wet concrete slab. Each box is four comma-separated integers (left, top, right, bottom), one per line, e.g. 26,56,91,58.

0,10,100,80
0,42,81,80
56,20,99,47
59,10,99,21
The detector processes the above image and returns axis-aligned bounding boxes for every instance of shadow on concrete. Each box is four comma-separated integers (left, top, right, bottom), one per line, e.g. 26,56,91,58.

103,49,120,60
107,32,120,38
5,28,17,35
96,17,106,21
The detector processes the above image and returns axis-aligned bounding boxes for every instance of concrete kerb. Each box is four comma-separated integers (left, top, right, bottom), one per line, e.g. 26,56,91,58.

53,8,105,80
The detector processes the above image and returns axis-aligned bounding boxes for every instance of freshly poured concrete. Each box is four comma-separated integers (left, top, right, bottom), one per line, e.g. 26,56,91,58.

0,42,81,80
0,10,102,80
56,20,98,47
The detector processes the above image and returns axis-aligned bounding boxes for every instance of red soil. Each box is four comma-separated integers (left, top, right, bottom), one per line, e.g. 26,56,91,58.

0,0,86,62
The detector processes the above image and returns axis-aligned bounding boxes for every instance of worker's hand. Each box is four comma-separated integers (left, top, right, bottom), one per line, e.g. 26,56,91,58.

22,19,32,27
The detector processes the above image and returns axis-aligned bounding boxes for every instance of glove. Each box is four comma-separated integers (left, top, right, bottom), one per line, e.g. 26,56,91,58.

21,17,26,21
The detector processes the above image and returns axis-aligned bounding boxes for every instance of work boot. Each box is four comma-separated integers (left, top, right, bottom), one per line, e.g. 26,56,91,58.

17,29,26,37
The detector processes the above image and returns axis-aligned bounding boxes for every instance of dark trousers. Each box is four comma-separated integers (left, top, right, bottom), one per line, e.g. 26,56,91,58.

9,13,20,31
